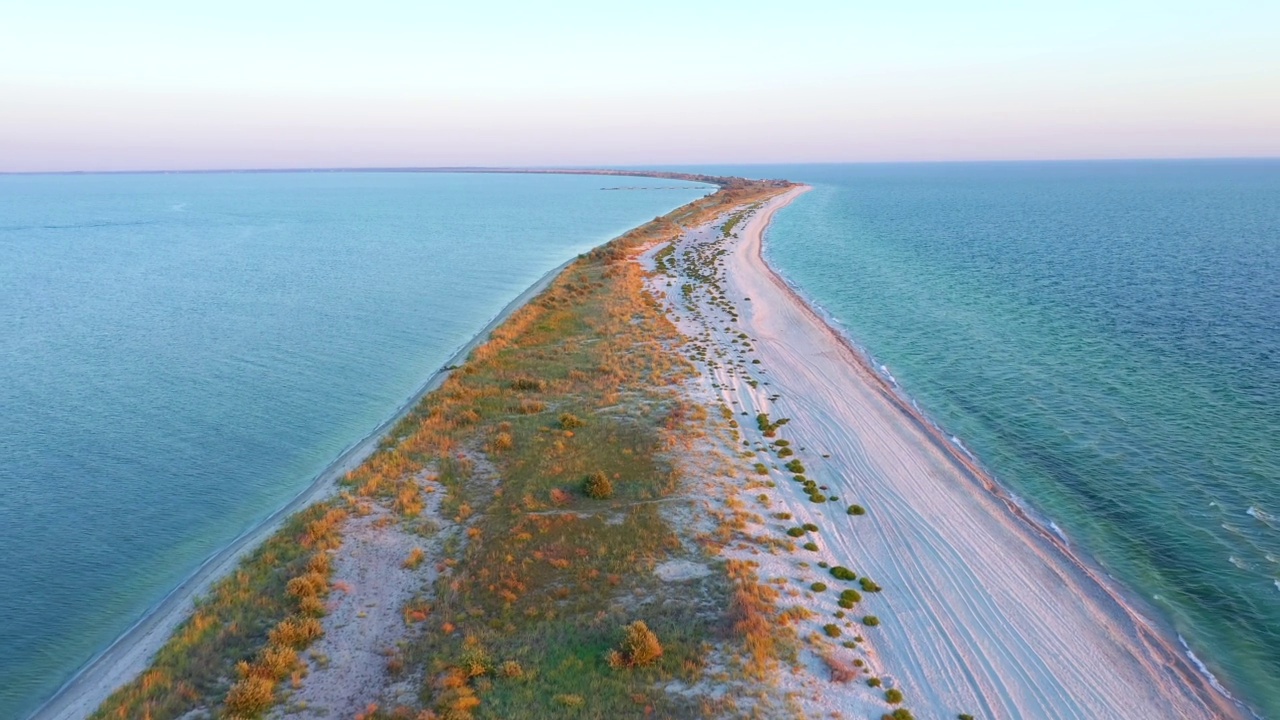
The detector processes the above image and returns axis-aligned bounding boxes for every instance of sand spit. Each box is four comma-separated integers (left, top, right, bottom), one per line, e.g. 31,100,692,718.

649,186,1244,719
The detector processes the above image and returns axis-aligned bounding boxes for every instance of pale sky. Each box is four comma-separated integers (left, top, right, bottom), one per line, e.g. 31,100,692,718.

2,0,1278,171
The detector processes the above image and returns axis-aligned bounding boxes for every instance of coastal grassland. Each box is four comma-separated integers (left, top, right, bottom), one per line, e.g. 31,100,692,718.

86,174,790,720
90,503,344,719
355,179,792,719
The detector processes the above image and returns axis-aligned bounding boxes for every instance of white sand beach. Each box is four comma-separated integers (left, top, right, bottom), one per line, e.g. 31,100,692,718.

652,186,1243,719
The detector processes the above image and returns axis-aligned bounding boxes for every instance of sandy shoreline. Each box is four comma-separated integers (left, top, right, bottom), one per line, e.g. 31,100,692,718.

675,186,1244,718
28,255,582,720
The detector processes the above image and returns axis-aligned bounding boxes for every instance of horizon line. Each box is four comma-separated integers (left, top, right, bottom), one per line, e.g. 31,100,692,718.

3,156,1279,177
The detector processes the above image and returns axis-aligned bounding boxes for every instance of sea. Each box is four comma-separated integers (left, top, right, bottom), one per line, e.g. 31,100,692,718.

703,160,1276,717
0,170,712,718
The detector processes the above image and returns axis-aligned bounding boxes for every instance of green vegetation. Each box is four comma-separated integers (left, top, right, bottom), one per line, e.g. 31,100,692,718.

847,504,866,515
885,688,904,703
92,175,796,720
810,582,828,592
822,623,842,638
863,615,881,626
582,471,614,499
830,566,857,581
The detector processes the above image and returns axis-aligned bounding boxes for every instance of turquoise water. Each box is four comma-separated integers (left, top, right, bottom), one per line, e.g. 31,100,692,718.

0,171,711,718
727,161,1277,717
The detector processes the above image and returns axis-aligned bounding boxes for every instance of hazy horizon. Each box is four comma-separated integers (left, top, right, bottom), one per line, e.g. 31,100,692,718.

3,0,1278,172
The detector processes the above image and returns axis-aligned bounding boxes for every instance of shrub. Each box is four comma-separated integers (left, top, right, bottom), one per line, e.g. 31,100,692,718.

810,582,828,592
868,677,882,687
823,623,841,638
884,710,914,720
784,459,805,474
803,542,819,552
786,527,806,537
959,715,975,720
830,566,856,581
847,504,866,515
403,547,425,570
885,688,903,704
863,615,880,626
499,660,524,679
859,577,882,593
510,377,544,391
838,589,862,608
753,463,769,475
802,523,819,532
617,620,663,667
774,512,792,520
269,616,323,649
558,413,585,429
255,644,299,680
583,472,613,499
224,675,275,716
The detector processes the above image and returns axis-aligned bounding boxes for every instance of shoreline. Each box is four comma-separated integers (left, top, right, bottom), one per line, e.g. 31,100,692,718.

751,188,1249,714
725,186,1244,718
29,254,586,720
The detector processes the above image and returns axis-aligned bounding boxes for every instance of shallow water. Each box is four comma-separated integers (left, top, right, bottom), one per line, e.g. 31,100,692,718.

731,161,1278,717
0,171,711,718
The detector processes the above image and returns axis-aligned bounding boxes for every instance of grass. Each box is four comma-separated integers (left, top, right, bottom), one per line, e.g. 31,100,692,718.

91,504,342,719
90,173,793,720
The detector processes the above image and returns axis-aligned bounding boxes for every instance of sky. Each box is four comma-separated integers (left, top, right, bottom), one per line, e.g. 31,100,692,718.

1,0,1278,171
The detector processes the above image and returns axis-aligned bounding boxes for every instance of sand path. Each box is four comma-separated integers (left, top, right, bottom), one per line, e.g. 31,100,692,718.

672,187,1243,719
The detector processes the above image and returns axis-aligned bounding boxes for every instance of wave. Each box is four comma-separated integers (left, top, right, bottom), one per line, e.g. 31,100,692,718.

1246,505,1275,529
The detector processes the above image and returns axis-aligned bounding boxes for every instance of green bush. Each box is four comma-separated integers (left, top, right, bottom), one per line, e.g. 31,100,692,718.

885,688,903,704
784,459,805,473
867,677,882,688
884,710,914,720
822,624,841,638
802,523,819,532
803,542,819,552
583,471,613,499
863,615,880,627
847,504,866,515
617,620,663,667
753,463,769,475
830,566,856,581
810,582,828,592
859,577,882,593
558,412,585,429
786,527,806,537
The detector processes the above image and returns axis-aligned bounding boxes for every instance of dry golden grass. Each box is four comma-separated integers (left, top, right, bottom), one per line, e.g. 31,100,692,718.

91,174,792,720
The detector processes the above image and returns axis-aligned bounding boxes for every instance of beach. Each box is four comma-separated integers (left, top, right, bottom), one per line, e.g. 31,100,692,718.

651,185,1244,718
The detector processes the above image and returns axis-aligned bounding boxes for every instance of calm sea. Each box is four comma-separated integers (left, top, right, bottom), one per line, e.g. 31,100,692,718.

0,171,711,718
717,161,1276,717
